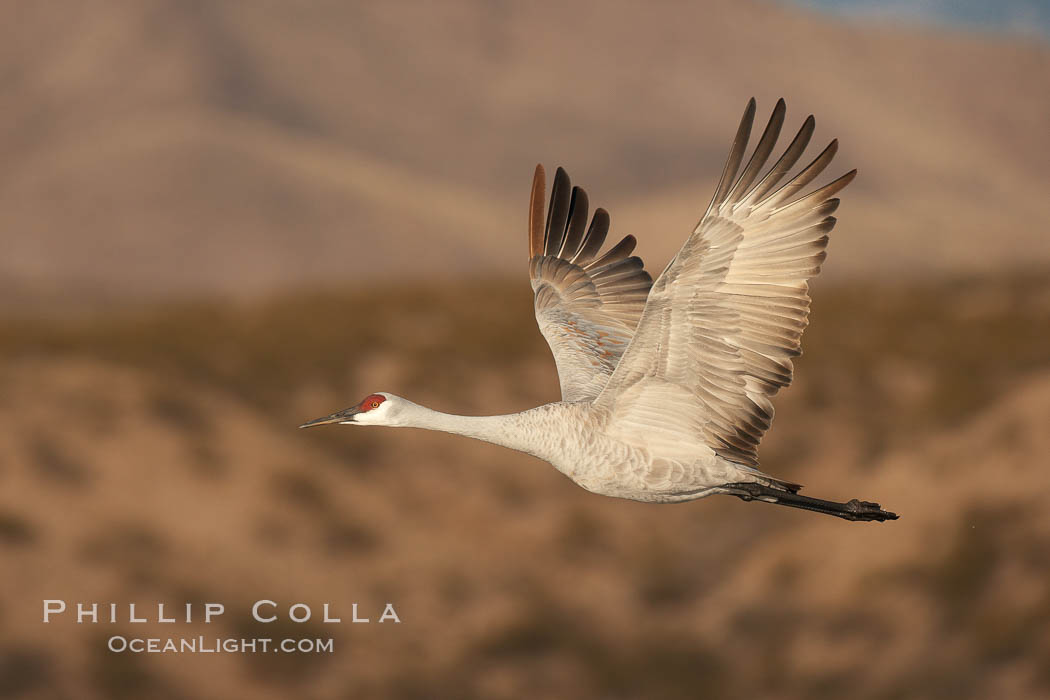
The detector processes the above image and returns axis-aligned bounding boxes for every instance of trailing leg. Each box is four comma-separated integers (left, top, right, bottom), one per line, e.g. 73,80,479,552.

728,482,898,522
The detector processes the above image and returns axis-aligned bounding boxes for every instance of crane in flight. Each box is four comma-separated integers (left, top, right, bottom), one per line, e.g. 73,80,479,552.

302,98,898,522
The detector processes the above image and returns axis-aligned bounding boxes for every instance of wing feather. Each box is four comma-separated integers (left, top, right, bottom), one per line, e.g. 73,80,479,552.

528,165,546,258
544,167,572,257
558,187,589,259
571,208,610,264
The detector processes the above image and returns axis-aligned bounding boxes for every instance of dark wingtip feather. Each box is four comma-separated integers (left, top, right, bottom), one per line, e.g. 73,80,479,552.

560,186,590,258
586,234,637,271
705,98,758,219
741,113,817,207
545,167,572,256
616,234,638,257
572,207,610,265
728,98,787,203
529,164,546,258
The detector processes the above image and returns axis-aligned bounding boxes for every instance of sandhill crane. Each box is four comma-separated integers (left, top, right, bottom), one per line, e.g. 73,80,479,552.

302,98,898,522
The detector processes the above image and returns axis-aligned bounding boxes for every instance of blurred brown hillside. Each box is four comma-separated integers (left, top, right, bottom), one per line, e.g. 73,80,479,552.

2,0,1049,308
2,273,1050,699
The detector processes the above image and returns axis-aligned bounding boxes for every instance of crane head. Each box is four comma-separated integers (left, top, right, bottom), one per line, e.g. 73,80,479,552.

299,393,393,428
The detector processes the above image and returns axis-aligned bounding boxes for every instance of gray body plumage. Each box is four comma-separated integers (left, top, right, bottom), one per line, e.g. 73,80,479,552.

381,400,755,503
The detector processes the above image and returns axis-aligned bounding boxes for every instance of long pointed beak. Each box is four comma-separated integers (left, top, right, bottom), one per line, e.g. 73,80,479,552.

299,407,360,429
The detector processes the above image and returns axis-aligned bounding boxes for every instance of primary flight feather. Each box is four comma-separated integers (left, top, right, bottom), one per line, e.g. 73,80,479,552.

302,98,897,523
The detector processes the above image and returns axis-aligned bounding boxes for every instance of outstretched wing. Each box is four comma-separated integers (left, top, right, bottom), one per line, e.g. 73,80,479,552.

529,165,654,402
595,98,855,467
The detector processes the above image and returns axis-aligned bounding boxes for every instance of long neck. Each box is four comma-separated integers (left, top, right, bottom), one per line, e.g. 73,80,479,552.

397,401,548,458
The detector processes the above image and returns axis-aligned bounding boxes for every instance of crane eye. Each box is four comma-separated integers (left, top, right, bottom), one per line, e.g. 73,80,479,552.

370,401,380,409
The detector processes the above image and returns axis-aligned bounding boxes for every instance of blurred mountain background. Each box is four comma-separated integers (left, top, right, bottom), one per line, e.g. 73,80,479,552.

2,1,1049,699
2,0,1049,308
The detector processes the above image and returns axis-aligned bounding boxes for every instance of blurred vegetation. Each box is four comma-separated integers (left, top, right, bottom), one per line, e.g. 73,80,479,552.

2,271,1048,467
3,271,1050,699
0,282,542,407
800,269,1050,458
